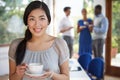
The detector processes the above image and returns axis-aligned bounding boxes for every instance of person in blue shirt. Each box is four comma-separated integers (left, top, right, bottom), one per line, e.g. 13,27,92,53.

92,5,109,58
77,8,93,56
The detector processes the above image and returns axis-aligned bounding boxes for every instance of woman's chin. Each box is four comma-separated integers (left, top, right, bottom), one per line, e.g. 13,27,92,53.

32,32,43,37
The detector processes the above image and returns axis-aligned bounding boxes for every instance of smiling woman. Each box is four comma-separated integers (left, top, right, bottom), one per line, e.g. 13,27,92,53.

9,1,69,80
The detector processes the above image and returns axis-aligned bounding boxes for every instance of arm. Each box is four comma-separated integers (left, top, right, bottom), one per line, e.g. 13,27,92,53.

77,25,85,33
88,20,93,32
51,60,69,80
77,20,85,33
9,39,27,80
51,39,69,80
88,25,93,32
60,26,73,33
9,60,27,80
93,18,108,34
9,60,22,80
77,25,81,33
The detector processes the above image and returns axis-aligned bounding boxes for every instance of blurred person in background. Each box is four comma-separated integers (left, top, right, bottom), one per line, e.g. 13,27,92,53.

92,5,109,58
59,7,74,58
77,8,93,56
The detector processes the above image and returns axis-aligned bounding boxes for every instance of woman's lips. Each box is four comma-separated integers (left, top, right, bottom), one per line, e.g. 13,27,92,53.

33,28,42,33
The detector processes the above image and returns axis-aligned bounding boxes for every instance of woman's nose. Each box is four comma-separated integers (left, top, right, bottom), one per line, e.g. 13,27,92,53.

35,20,40,27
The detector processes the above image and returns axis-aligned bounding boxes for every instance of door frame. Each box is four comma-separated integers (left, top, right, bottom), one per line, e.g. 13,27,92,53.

105,0,120,77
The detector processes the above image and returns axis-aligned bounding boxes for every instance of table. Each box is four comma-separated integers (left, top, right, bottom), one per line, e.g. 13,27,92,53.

69,58,91,80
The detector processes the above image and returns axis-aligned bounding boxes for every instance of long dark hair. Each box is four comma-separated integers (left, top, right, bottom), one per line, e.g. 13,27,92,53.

15,1,51,66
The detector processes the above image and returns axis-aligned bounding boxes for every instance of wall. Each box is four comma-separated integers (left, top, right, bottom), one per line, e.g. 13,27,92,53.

0,47,9,75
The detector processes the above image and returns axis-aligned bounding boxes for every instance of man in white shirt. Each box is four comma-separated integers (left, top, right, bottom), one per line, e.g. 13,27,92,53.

59,7,74,58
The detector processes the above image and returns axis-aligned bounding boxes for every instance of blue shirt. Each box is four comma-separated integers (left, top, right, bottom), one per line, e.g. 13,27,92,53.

92,14,109,40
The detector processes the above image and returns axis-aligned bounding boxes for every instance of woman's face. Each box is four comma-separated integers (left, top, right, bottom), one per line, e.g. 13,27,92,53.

82,9,87,17
27,8,48,37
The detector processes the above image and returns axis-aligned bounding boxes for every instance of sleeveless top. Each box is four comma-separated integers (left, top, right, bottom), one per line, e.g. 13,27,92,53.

78,19,92,55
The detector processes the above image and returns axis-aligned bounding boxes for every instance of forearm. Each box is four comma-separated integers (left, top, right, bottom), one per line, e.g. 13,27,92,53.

9,73,22,80
88,27,93,32
77,26,85,33
77,28,81,33
94,27,106,34
60,29,68,33
77,26,82,33
52,72,69,80
94,18,108,34
60,27,72,33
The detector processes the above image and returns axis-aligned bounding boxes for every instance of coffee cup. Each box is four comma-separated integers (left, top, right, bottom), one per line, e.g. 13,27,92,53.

27,63,43,74
89,24,93,27
84,21,88,25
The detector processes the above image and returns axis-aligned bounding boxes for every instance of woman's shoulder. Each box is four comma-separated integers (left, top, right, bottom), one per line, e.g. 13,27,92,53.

10,38,23,46
55,37,66,44
54,37,68,49
11,38,23,43
54,37,69,61
87,18,93,21
78,19,83,22
9,38,24,60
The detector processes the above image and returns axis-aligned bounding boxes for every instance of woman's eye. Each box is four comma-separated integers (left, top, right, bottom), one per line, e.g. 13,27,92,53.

40,18,45,20
29,18,34,21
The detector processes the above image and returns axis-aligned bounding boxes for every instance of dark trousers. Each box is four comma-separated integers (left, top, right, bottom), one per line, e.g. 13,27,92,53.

63,36,73,58
92,39,105,58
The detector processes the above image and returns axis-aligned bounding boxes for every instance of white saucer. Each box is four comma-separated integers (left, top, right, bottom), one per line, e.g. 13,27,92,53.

25,71,45,77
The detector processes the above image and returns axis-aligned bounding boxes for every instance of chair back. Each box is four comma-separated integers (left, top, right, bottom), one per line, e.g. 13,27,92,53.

78,53,92,71
88,57,104,79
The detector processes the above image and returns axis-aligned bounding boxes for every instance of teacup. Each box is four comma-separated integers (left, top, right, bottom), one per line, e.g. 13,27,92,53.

84,21,88,25
27,63,43,74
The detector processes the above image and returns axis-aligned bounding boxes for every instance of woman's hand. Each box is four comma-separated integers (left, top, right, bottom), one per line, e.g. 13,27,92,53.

15,63,27,78
77,26,85,33
26,71,54,79
79,26,86,30
88,24,93,32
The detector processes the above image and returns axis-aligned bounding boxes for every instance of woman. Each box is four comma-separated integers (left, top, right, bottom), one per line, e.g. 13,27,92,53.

77,8,93,56
9,1,69,80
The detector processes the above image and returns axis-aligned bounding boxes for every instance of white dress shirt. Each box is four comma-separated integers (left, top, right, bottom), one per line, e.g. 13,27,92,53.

59,16,74,37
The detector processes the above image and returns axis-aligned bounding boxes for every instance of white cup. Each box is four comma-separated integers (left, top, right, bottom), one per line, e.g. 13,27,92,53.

89,24,93,27
27,63,43,74
84,21,88,25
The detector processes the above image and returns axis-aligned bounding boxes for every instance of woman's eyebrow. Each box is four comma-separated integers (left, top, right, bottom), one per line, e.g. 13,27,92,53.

28,16,34,18
28,15,45,18
39,15,45,18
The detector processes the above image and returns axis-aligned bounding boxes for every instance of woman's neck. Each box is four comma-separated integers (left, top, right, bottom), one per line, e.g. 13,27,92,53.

30,33,48,43
83,16,87,20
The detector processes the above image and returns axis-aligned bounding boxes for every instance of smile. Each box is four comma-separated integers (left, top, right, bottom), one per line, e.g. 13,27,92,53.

33,28,42,33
